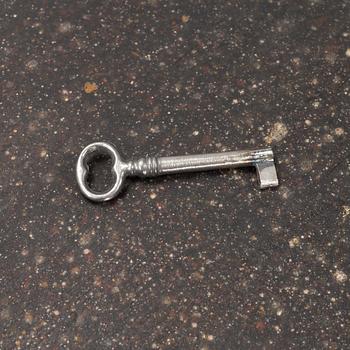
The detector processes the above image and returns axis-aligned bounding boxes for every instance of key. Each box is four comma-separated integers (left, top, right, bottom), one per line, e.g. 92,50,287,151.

76,142,279,202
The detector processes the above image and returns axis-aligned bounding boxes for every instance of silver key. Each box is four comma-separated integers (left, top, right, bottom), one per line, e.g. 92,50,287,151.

76,142,279,202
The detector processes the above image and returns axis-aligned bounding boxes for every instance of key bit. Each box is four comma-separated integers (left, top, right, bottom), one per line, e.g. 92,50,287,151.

76,142,279,202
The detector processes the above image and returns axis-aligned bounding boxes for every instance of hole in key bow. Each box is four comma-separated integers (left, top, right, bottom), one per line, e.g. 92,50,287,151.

86,152,115,192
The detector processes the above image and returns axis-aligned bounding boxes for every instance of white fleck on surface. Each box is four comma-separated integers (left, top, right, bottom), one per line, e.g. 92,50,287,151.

149,192,157,199
334,270,347,283
342,206,350,222
334,127,344,136
289,237,300,248
26,59,38,70
265,122,288,144
58,22,73,33
312,100,320,108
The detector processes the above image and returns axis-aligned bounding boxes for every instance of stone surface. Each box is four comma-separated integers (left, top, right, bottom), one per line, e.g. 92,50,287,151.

1,1,349,349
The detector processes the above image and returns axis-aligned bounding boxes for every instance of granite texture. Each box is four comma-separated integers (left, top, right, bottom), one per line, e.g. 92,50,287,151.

1,1,350,349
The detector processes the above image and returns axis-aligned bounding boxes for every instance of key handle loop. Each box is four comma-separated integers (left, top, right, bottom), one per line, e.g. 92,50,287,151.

76,142,126,202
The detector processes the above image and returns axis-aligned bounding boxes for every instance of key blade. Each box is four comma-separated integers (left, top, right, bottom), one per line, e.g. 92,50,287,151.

255,161,279,189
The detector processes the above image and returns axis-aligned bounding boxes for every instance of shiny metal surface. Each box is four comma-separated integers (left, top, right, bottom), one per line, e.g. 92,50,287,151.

76,142,279,202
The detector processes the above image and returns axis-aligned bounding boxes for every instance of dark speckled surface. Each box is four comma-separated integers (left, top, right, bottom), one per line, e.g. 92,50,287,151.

1,1,350,349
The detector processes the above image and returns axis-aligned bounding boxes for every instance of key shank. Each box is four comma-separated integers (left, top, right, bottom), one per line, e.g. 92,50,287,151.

157,148,278,189
128,148,278,189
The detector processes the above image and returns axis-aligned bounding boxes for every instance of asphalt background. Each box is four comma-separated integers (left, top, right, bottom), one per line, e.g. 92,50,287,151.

1,1,350,349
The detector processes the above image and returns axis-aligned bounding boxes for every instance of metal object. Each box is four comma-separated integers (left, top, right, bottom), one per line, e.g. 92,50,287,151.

76,142,279,202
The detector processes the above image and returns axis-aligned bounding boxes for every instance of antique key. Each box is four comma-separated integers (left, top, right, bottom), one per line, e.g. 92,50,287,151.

76,142,279,202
